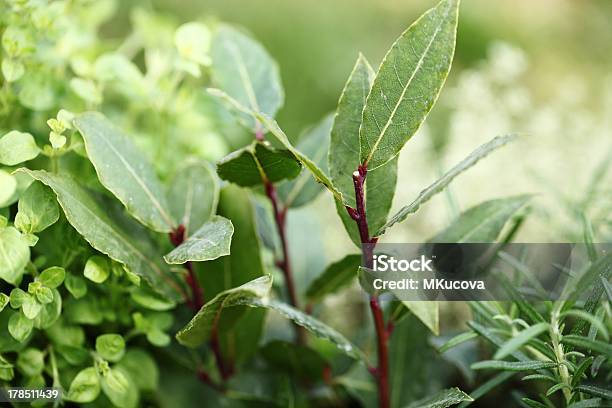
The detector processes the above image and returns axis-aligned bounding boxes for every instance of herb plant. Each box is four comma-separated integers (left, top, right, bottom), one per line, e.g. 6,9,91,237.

0,0,609,407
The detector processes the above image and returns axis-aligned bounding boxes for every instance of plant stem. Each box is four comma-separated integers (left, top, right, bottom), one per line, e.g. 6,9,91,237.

170,225,230,386
256,125,305,344
550,302,572,404
347,165,390,408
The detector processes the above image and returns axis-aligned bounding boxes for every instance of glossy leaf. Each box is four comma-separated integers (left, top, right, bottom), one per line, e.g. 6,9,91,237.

359,0,459,169
406,387,472,408
329,54,375,206
14,181,60,234
329,54,398,244
305,254,361,303
217,141,301,186
18,169,186,301
74,112,175,232
210,24,283,129
0,226,30,285
431,195,531,243
167,162,219,237
176,275,273,348
377,134,517,235
164,216,234,264
278,114,334,207
0,130,40,165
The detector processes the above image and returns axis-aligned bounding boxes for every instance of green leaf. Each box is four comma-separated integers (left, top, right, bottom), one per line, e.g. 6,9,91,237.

176,275,273,348
406,387,473,408
22,295,42,319
243,297,366,361
0,354,14,381
65,274,87,299
35,286,54,304
389,315,439,406
2,58,24,82
567,399,604,408
0,130,40,165
84,255,110,283
130,286,175,311
278,114,334,208
95,334,125,362
546,383,570,397
16,347,44,377
431,195,531,242
0,226,30,285
116,349,158,391
9,288,28,308
8,311,33,342
33,288,61,329
571,357,594,388
19,169,186,301
0,293,8,312
74,112,175,232
305,254,361,303
210,24,284,129
167,162,219,237
575,385,612,400
402,301,439,335
14,181,60,234
164,216,233,264
66,367,100,403
217,141,301,186
521,398,548,408
561,335,612,356
329,54,375,206
209,89,344,203
470,360,557,371
493,322,549,360
359,0,459,169
329,54,398,244
437,331,477,353
561,310,609,341
175,22,212,65
0,170,18,207
377,134,517,235
521,374,557,383
101,367,139,408
38,266,65,288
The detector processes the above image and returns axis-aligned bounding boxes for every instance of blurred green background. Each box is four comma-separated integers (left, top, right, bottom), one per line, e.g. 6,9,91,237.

134,0,612,136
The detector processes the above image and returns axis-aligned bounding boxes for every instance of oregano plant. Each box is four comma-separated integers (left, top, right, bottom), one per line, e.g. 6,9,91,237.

0,0,609,407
